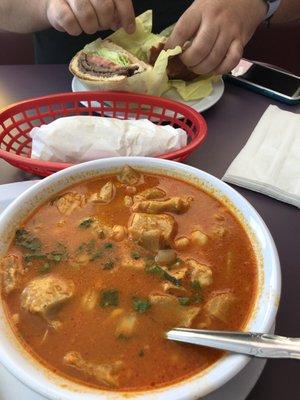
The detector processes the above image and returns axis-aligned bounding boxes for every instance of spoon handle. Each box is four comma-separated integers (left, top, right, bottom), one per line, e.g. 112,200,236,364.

166,328,300,359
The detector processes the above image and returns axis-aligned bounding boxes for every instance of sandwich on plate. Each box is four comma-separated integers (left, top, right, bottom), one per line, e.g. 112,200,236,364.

69,10,218,100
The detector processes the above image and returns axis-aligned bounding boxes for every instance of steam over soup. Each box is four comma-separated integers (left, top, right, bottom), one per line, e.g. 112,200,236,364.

1,166,257,391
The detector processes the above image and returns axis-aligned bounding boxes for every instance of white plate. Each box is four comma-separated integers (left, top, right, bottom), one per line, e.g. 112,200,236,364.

71,76,224,115
0,180,269,400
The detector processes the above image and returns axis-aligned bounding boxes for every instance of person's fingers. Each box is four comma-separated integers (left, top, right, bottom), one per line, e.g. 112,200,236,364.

113,0,135,34
47,0,82,36
180,22,219,68
110,15,121,31
90,0,115,30
165,7,200,50
213,39,243,75
67,0,99,34
190,31,233,74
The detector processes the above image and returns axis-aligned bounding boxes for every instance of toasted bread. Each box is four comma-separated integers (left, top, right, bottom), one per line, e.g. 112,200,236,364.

69,40,151,83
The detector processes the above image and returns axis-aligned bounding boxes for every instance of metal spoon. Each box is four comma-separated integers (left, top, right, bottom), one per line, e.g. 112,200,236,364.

166,328,300,359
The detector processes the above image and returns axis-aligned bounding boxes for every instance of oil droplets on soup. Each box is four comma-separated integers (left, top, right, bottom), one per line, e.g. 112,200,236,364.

1,166,257,391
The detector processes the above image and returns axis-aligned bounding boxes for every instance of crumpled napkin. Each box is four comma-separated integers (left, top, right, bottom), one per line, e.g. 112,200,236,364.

223,105,300,208
30,115,187,163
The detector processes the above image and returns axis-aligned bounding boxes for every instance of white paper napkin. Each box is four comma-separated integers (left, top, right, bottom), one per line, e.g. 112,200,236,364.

223,105,300,208
30,116,187,163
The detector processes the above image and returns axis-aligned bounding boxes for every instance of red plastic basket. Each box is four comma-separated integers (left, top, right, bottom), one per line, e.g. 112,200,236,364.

0,91,207,177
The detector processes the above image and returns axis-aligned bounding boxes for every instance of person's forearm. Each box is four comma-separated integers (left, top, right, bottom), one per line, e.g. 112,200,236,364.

272,0,300,23
0,0,50,33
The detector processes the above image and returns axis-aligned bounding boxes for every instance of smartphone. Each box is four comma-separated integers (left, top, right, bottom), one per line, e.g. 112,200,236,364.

226,59,300,105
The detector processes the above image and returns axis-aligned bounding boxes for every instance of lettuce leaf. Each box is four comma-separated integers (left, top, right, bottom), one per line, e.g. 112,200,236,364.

151,46,182,95
108,10,163,62
158,23,175,38
83,38,102,54
167,76,214,101
95,48,130,66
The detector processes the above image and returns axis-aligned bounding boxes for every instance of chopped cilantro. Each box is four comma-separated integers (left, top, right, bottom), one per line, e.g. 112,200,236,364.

100,289,119,307
15,229,41,252
77,243,86,253
190,281,203,303
146,264,162,275
39,263,51,274
161,270,181,286
24,253,46,263
103,260,114,270
87,240,96,253
47,251,63,263
23,242,67,265
193,293,203,304
78,218,94,229
104,243,113,249
190,281,201,290
47,244,68,263
138,349,145,357
146,263,181,287
90,249,103,261
178,297,190,306
77,240,96,255
131,251,141,260
132,297,151,314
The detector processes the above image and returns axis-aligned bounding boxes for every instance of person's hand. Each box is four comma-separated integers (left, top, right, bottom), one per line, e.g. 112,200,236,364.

46,0,135,35
165,0,267,75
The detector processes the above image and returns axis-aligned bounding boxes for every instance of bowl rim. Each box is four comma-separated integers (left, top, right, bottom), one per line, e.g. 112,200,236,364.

0,157,281,400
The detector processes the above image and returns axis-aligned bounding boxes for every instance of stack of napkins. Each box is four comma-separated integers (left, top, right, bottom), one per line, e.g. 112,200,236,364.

223,105,300,208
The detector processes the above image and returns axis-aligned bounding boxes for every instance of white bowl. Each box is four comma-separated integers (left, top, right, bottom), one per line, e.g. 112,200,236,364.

0,157,281,400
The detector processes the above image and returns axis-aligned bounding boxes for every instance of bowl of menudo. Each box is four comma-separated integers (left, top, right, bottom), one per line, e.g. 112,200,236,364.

0,157,281,400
